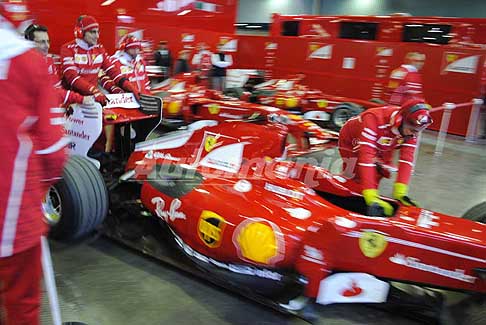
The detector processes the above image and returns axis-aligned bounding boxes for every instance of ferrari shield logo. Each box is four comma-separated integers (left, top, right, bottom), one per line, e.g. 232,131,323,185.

198,210,225,248
208,104,220,115
359,231,388,258
317,100,328,108
204,135,219,152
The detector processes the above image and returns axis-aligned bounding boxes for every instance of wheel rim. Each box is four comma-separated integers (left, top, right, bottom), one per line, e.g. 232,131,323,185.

333,109,351,128
42,186,62,225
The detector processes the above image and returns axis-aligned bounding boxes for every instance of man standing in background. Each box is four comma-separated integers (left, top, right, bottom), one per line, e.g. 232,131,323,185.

385,52,426,105
154,40,172,80
211,43,233,91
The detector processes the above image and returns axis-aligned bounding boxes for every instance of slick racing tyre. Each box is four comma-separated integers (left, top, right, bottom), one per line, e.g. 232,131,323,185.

330,103,363,129
43,156,108,240
462,201,486,223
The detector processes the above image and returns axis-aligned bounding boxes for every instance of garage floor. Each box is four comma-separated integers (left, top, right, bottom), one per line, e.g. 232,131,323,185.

42,131,486,325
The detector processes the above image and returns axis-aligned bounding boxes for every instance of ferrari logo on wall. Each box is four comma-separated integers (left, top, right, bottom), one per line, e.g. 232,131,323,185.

308,42,332,60
359,231,388,258
198,210,226,248
441,52,479,75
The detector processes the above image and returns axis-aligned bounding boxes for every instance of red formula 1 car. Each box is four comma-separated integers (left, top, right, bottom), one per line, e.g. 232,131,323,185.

47,114,485,323
150,72,293,126
225,75,382,129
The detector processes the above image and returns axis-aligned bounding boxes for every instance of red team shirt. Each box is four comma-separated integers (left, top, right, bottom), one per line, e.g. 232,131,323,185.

101,51,151,95
46,55,84,106
0,37,66,257
385,64,424,106
60,39,125,95
338,106,417,191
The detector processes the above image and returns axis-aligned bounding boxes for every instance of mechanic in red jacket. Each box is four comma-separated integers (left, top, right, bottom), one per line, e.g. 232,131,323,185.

60,15,140,102
338,99,433,216
0,2,67,324
24,23,94,107
384,52,426,105
101,35,151,95
60,15,139,152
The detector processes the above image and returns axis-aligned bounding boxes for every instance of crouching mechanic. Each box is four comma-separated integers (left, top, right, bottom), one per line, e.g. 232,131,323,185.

24,23,94,106
60,15,140,153
338,99,433,216
100,35,151,95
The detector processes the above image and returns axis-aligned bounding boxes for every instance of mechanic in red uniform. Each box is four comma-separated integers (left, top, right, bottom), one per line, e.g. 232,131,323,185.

384,52,426,105
24,23,94,106
0,2,67,324
101,35,151,95
60,15,139,153
338,99,433,216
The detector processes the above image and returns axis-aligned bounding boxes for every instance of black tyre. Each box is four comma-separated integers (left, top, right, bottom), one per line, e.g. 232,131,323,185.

330,103,364,129
462,201,486,223
43,156,108,240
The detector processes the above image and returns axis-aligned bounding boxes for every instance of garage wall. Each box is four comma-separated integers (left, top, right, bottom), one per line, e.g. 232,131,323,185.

237,0,486,23
320,0,486,18
237,0,314,23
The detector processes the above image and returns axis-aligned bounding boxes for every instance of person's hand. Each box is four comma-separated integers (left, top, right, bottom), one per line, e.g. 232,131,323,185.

82,96,96,106
120,80,140,101
363,189,394,216
90,86,108,106
93,92,108,106
393,183,419,207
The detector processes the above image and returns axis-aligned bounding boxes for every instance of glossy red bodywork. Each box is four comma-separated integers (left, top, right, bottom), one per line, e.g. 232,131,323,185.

249,76,381,114
125,121,485,297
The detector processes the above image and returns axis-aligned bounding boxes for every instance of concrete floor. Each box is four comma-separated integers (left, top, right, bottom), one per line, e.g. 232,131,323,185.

42,131,486,325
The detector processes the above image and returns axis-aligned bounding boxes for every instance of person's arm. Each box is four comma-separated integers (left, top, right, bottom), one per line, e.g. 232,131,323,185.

140,58,152,94
357,114,394,216
211,53,232,68
191,53,200,66
357,115,380,191
34,61,68,184
102,51,139,98
395,137,417,185
60,44,97,95
392,137,419,206
224,54,233,67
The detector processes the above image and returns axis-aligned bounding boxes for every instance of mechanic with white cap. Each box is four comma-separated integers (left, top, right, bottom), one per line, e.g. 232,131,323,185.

0,1,67,323
100,34,151,96
338,99,433,216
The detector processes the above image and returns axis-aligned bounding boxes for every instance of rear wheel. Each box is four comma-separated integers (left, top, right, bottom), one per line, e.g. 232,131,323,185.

43,156,108,240
330,103,363,130
462,201,486,223
330,107,352,129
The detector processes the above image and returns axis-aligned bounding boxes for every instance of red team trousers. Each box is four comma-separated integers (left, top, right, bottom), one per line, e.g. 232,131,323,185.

0,240,42,325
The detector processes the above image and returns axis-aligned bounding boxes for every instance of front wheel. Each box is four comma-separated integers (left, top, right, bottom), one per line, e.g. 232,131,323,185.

43,156,108,240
